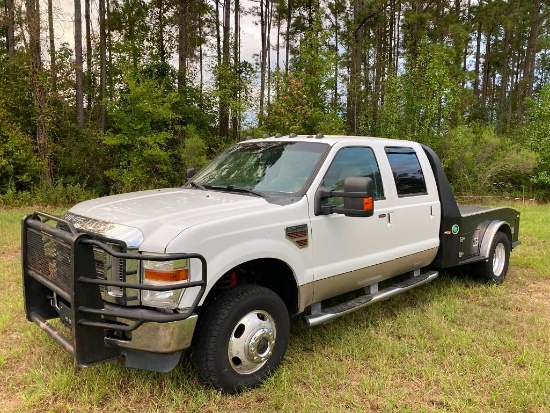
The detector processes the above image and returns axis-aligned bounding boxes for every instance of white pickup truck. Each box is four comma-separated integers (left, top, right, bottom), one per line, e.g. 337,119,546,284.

22,135,520,392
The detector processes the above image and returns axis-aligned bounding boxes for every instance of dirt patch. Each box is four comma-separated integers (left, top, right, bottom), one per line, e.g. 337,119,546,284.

0,249,20,260
0,394,23,413
515,280,550,313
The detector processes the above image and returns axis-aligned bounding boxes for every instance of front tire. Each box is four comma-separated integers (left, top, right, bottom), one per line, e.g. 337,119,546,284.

193,285,290,393
476,231,510,284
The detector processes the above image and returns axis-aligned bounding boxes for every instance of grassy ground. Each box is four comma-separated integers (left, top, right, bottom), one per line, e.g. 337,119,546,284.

0,204,549,412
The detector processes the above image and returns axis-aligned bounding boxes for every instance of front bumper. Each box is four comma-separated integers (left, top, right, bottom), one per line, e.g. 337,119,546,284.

22,212,206,372
105,311,198,354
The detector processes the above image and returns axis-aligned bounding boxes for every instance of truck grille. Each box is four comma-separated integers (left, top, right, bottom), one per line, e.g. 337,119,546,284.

26,228,72,293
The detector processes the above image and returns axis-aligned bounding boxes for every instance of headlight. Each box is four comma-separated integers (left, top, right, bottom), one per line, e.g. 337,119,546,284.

141,258,189,309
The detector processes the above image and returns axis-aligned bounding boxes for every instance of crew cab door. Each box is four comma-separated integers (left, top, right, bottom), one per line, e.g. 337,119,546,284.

308,145,395,302
383,146,440,265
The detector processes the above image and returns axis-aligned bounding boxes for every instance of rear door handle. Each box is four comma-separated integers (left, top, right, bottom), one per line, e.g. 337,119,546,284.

387,212,394,230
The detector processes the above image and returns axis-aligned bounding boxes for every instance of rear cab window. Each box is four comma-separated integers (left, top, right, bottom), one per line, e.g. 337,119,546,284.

385,147,428,197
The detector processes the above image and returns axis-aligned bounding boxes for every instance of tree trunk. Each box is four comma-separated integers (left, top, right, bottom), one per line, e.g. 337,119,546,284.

473,1,482,98
507,43,516,130
48,0,57,90
99,0,107,131
26,0,52,182
518,0,542,122
215,0,221,68
523,0,542,99
276,6,280,71
199,14,203,96
231,0,240,139
285,0,291,75
462,0,470,88
373,19,384,125
259,0,268,121
333,4,339,111
275,5,280,98
395,0,400,73
388,0,394,74
498,25,510,131
218,0,230,137
106,0,113,100
266,0,272,109
178,0,189,92
75,0,85,129
481,32,491,117
348,0,364,134
157,0,166,63
6,0,15,53
85,0,92,108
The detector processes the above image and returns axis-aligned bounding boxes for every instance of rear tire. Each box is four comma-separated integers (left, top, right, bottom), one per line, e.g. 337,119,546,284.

476,231,510,284
193,285,290,393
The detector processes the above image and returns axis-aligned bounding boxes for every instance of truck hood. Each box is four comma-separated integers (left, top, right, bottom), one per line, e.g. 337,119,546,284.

68,188,271,250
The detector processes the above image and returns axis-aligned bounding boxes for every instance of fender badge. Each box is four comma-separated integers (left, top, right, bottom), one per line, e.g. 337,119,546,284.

451,224,460,235
285,224,308,248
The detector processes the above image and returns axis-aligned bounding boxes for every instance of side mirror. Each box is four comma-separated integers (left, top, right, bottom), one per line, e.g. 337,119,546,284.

186,168,195,180
315,176,375,217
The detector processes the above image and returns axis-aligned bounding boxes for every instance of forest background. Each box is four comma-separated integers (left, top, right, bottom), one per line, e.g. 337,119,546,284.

1,0,549,204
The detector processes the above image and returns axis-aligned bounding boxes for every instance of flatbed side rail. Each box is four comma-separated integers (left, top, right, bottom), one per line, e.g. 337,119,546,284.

22,212,207,366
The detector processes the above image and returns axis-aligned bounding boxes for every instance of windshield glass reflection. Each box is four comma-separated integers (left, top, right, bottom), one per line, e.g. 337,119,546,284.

191,141,329,194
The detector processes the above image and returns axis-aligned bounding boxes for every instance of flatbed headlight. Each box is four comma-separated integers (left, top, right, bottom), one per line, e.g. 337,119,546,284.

141,259,189,309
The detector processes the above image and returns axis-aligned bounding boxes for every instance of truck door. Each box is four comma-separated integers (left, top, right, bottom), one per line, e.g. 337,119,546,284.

383,146,440,267
309,146,395,302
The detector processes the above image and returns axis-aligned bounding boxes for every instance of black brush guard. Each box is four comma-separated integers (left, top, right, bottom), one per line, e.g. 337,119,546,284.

22,212,207,366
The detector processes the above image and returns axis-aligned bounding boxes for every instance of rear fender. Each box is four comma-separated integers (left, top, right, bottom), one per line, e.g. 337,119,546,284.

479,221,512,260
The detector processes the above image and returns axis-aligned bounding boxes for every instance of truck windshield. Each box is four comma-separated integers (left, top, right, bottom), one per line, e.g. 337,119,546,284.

190,141,329,195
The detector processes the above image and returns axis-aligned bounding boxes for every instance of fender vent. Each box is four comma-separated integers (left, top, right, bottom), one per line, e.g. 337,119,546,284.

285,224,308,248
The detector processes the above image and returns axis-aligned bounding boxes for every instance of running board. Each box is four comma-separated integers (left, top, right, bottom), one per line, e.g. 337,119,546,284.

304,270,439,327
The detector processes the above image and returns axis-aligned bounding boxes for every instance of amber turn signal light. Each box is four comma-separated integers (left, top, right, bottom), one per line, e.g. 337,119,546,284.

144,268,189,282
363,197,373,211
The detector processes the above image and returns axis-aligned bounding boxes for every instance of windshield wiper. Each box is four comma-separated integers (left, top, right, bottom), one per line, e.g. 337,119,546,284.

206,185,265,198
188,181,206,190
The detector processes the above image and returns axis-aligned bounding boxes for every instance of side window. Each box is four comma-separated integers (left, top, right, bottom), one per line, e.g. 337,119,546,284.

322,147,384,204
385,147,427,197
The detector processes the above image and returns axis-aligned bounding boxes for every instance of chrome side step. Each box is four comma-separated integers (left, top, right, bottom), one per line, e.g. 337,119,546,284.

304,270,439,327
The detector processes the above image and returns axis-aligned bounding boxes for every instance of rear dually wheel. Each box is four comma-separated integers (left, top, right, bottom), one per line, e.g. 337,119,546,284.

477,231,510,284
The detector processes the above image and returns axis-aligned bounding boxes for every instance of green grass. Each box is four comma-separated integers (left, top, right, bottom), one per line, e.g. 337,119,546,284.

1,203,549,412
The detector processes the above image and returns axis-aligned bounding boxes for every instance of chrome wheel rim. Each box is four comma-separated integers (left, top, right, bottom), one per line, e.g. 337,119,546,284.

492,243,506,276
228,310,276,374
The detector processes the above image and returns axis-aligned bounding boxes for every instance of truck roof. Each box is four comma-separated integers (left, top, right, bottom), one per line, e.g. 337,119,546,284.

240,135,416,147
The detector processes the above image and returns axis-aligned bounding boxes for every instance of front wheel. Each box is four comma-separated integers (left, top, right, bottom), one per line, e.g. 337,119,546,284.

476,231,510,284
193,285,290,393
